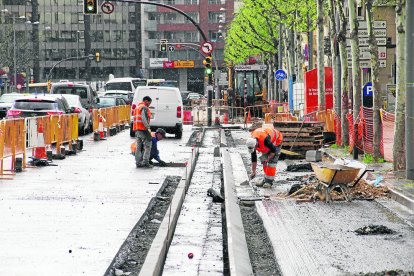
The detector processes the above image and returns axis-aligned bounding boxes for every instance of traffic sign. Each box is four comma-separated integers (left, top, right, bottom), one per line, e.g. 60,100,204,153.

163,61,175,69
363,82,373,97
274,69,287,81
168,46,175,52
201,42,213,54
101,1,114,14
175,44,182,49
174,60,194,68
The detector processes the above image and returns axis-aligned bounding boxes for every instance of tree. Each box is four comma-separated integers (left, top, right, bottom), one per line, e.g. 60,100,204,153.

393,0,406,170
316,0,325,111
328,0,341,121
336,0,349,146
348,0,362,130
366,0,382,159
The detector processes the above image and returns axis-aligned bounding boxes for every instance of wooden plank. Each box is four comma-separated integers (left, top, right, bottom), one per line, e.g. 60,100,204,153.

278,127,323,133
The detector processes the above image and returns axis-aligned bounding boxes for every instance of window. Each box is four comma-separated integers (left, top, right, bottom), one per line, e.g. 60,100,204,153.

184,13,199,23
208,12,224,23
208,0,221,4
209,31,220,42
184,32,199,42
184,0,198,4
164,13,177,24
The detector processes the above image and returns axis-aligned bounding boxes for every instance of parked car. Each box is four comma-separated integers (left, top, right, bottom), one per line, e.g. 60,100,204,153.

0,93,30,119
186,92,203,104
131,86,183,138
60,94,92,135
95,96,127,108
6,94,71,118
50,82,97,109
105,77,147,93
103,90,133,105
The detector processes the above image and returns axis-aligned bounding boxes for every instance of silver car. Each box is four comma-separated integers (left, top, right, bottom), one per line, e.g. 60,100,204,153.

60,94,92,135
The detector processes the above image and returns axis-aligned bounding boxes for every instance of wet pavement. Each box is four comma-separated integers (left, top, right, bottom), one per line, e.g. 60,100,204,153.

230,129,414,275
0,127,192,276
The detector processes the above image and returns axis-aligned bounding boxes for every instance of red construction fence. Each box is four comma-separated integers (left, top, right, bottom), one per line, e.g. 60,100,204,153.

335,107,396,162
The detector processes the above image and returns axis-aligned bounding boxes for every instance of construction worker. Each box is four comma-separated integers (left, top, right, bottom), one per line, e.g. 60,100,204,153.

149,128,167,166
133,96,153,168
246,127,283,188
130,128,167,166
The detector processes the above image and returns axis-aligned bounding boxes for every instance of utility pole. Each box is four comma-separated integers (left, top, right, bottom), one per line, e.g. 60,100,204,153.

406,0,414,179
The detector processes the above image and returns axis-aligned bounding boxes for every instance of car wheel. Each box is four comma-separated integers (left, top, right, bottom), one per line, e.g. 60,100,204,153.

175,129,182,139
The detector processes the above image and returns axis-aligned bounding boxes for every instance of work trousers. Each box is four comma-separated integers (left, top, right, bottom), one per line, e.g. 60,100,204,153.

259,145,281,182
135,130,152,165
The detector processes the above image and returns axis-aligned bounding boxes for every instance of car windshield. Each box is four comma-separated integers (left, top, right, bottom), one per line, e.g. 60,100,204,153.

53,87,88,98
105,82,131,91
132,80,147,88
62,95,80,106
14,100,57,110
28,86,48,94
98,97,116,106
0,94,23,103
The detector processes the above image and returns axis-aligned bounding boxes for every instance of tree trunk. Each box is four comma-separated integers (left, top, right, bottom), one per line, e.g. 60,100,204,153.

329,0,340,118
336,0,349,146
366,0,382,159
348,0,361,122
393,0,406,170
317,0,325,111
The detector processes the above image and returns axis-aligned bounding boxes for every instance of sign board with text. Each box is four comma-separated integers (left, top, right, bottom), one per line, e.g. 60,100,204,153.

346,46,387,60
150,58,168,68
304,67,333,114
174,60,194,68
234,64,267,71
348,60,386,69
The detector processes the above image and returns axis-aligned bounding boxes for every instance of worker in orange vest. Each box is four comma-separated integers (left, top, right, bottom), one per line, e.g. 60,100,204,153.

133,96,153,168
246,127,283,188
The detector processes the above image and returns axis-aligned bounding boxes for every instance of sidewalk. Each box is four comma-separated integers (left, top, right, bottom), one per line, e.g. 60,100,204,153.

322,147,414,211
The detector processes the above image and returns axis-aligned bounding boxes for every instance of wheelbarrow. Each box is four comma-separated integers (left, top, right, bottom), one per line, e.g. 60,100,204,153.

311,163,374,202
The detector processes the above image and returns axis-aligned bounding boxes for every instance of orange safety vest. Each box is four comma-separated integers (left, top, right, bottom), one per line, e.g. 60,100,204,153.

251,127,283,154
133,102,151,131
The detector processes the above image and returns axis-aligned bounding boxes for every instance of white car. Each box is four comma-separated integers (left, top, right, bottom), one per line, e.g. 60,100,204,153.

105,77,147,93
130,86,183,138
60,94,92,135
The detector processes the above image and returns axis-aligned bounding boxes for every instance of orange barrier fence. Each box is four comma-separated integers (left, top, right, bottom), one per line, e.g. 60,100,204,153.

1,118,26,174
340,107,396,162
92,105,130,132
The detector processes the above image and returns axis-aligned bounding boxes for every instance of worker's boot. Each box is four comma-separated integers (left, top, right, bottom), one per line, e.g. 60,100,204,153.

262,179,273,188
255,178,265,187
138,161,153,168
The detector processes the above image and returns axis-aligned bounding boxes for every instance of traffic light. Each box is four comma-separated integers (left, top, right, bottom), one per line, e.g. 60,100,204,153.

160,40,167,52
95,52,101,62
84,0,98,15
203,56,213,75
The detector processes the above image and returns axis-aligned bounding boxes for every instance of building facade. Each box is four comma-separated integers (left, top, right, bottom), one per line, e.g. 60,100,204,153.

0,0,234,93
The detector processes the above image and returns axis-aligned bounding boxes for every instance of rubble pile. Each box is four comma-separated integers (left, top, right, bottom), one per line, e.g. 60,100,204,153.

276,177,390,202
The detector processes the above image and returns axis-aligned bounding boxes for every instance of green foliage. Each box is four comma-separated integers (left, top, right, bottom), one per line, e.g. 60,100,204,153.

330,144,339,149
224,0,317,64
363,154,374,164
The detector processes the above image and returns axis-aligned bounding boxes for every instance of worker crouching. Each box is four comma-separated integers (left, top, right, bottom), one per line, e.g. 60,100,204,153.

247,127,283,188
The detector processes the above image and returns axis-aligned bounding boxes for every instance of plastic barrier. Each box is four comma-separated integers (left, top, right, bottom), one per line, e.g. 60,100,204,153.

2,118,26,173
183,110,193,125
92,105,130,133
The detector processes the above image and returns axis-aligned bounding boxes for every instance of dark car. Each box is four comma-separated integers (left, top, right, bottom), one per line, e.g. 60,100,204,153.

6,95,71,118
51,82,97,109
103,90,133,105
0,93,31,119
95,96,127,108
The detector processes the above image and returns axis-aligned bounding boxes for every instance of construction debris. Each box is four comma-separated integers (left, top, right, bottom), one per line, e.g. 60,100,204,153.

355,224,395,235
276,178,389,202
286,162,313,172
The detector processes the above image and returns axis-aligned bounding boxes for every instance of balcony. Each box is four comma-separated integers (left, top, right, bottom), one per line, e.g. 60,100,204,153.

145,39,159,51
145,20,158,32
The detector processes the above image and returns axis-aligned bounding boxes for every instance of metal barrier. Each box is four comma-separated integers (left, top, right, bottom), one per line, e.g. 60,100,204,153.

92,105,130,132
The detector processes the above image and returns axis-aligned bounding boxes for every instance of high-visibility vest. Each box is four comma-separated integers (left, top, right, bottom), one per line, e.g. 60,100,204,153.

251,127,283,154
133,102,151,131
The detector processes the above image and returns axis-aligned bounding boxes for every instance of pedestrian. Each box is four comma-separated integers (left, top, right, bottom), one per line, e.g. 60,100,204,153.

133,96,153,168
246,126,283,188
148,128,167,166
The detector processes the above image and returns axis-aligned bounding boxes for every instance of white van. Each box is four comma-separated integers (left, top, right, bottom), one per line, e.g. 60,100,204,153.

105,77,147,93
130,86,183,138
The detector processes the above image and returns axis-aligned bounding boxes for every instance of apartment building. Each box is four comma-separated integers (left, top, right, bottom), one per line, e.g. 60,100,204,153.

0,0,234,91
142,0,234,92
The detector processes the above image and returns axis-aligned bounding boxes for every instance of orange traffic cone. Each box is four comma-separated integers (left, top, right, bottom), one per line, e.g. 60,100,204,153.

223,112,229,124
34,122,47,159
98,116,105,139
246,110,252,124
